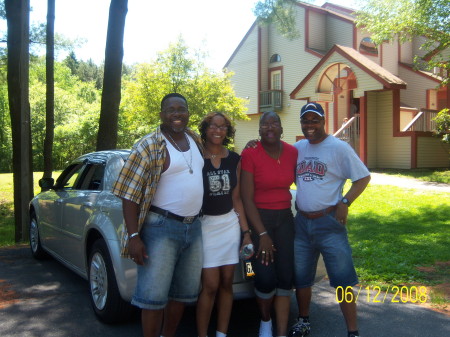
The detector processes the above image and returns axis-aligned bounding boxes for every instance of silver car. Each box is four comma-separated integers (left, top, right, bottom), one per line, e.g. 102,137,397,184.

28,150,255,323
29,150,326,324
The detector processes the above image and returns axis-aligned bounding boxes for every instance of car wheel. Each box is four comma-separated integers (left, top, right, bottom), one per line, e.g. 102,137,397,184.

88,239,136,324
29,212,48,259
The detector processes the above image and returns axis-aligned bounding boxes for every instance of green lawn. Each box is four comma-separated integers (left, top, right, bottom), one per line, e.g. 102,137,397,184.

0,172,50,246
0,170,449,306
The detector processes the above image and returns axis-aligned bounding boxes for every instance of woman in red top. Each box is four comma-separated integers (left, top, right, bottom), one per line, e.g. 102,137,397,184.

240,111,298,337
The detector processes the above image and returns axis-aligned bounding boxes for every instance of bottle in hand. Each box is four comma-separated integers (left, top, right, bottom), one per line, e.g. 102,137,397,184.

239,244,254,260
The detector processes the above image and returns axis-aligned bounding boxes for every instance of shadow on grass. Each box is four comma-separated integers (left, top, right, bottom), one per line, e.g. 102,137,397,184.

348,204,450,285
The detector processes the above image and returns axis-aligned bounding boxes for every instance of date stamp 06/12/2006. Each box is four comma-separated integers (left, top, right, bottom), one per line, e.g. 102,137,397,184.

335,285,428,304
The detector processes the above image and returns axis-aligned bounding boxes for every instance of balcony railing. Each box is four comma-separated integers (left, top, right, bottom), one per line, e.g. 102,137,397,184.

259,90,283,112
334,114,360,154
402,109,438,132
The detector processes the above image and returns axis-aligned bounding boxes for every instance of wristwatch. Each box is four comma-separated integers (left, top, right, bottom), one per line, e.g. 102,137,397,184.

341,197,351,207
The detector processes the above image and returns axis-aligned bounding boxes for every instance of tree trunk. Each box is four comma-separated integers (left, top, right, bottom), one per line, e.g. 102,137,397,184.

5,0,34,242
96,0,128,151
43,0,55,179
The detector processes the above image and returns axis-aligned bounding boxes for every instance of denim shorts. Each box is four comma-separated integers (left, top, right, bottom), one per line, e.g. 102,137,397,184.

250,208,294,299
293,210,358,289
132,211,203,310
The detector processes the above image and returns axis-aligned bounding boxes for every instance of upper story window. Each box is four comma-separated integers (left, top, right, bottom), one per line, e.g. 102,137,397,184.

271,70,282,90
270,54,281,63
359,37,378,55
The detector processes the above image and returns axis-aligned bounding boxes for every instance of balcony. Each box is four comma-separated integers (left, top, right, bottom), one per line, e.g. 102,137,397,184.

259,90,283,112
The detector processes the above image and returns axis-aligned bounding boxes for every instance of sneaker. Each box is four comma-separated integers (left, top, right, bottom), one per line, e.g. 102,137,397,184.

288,318,310,337
259,319,273,337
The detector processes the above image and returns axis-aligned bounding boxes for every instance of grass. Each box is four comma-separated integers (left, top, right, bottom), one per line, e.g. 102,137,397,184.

347,182,450,308
1,170,449,307
371,168,450,184
0,172,50,246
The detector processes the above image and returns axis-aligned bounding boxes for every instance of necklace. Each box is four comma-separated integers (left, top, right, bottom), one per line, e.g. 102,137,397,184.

262,142,282,164
277,142,282,164
166,132,193,174
205,147,223,160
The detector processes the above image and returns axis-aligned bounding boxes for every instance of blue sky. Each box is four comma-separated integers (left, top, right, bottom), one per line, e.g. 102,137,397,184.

29,0,360,72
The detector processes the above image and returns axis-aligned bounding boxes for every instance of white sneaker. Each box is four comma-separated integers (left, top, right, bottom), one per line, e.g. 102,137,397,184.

259,319,273,337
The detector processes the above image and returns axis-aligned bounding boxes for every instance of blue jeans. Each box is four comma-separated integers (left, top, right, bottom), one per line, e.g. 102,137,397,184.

250,208,294,299
132,211,203,310
294,210,358,288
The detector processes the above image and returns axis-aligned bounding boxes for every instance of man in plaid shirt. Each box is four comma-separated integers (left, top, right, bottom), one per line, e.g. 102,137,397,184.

113,93,204,337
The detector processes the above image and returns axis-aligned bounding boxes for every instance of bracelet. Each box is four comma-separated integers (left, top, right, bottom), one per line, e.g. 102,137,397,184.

128,232,140,240
259,231,268,237
242,229,252,236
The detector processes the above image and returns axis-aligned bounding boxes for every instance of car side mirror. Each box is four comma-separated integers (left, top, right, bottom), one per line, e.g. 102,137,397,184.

39,178,55,191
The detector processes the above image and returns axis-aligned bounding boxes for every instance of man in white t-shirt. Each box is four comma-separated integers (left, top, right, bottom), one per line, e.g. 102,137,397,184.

288,102,371,337
113,93,204,337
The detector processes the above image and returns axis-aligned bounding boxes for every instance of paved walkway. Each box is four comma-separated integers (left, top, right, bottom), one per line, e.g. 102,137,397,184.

369,172,450,193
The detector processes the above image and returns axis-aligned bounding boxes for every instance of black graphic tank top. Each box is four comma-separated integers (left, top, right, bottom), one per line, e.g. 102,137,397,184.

202,151,240,215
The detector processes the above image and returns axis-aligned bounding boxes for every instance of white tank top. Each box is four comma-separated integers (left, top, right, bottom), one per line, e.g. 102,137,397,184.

152,133,204,216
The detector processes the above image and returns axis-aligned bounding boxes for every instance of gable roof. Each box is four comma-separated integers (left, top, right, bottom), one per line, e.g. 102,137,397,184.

290,44,407,99
224,1,356,69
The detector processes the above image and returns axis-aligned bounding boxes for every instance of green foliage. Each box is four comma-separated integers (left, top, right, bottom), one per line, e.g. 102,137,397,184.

27,56,101,171
119,38,248,148
0,33,247,171
355,0,449,85
433,108,450,144
253,0,304,40
63,52,104,89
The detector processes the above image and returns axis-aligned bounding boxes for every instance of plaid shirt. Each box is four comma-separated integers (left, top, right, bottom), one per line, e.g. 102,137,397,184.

112,126,203,257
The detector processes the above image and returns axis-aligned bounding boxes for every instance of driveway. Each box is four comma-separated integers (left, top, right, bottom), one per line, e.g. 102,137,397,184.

1,245,450,337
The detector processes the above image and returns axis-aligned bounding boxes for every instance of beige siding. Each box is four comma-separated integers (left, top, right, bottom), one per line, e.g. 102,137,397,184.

260,26,269,91
226,27,259,116
417,138,450,168
366,93,377,168
400,41,413,64
234,116,260,153
399,110,417,130
375,91,411,168
308,11,326,51
382,39,399,76
325,16,353,50
399,66,438,110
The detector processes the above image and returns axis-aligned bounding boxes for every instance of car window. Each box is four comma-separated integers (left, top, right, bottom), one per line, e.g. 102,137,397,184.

56,163,86,190
80,164,105,191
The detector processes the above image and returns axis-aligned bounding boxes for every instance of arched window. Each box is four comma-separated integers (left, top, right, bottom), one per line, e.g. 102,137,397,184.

359,37,378,55
270,54,281,63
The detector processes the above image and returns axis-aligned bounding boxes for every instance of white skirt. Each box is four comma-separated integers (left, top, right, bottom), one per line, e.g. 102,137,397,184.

200,209,240,268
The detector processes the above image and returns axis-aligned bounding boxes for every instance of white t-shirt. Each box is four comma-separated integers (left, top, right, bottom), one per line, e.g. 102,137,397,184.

152,134,204,216
294,135,370,212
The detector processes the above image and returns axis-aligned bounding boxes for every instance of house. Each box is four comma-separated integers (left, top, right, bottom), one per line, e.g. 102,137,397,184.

224,1,449,169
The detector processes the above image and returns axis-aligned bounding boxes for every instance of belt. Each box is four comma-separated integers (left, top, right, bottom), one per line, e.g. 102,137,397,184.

149,205,199,224
299,206,337,219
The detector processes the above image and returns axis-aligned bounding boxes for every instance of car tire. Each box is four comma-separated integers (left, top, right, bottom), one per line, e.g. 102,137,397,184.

29,212,48,259
88,238,136,324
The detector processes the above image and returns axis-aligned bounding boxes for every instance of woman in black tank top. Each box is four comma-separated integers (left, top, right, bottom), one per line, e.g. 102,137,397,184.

196,112,253,337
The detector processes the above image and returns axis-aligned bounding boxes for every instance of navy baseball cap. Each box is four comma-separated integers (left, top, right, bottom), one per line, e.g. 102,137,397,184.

300,102,325,118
